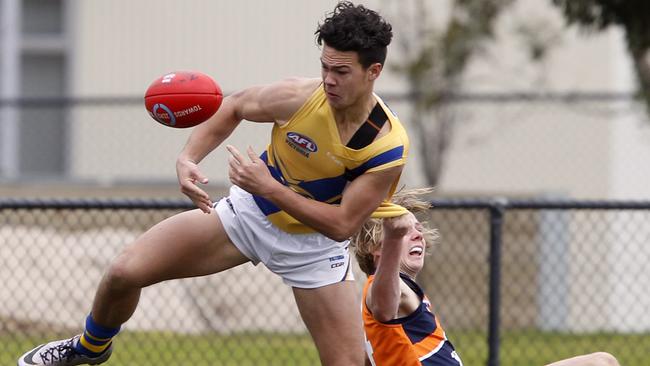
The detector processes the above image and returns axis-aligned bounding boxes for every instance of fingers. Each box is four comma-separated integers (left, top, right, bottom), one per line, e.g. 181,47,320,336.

177,160,213,213
178,159,209,185
195,172,209,185
194,194,213,214
226,145,243,165
246,146,259,162
180,179,213,213
228,144,262,164
228,155,240,170
227,145,261,178
227,161,238,184
196,200,212,214
382,213,413,232
188,168,209,185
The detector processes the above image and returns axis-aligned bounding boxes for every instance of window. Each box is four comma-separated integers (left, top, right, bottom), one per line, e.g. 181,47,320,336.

0,0,67,179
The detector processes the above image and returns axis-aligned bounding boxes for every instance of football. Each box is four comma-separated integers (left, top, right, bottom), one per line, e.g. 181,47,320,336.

144,71,223,128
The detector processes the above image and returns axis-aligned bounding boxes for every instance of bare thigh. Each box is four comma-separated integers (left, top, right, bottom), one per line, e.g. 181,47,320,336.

112,208,249,287
293,281,365,366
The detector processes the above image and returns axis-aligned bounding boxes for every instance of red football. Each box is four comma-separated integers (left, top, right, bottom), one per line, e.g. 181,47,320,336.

144,70,223,128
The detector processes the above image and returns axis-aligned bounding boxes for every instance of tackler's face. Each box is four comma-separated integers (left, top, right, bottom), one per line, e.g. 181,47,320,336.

398,214,427,278
320,44,377,110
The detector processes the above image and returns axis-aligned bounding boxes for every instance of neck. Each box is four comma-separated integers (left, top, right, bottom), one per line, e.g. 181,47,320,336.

332,92,376,127
400,269,418,280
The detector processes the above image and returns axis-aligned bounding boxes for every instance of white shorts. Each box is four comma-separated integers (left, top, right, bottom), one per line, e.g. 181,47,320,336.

214,185,354,289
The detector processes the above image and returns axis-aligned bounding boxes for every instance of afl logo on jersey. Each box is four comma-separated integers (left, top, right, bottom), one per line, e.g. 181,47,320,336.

286,132,318,157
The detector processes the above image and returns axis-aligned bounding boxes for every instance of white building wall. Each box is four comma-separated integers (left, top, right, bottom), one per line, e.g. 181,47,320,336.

68,0,324,183
608,28,650,199
66,0,650,200
67,0,418,185
439,0,628,199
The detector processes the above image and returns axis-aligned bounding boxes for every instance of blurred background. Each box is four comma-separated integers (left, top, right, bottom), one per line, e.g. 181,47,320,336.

1,0,650,365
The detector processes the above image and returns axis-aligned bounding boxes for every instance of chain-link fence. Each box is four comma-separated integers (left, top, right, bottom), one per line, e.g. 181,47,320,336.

3,92,649,200
2,198,649,366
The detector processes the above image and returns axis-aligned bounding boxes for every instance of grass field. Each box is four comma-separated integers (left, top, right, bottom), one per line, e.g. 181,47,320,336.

454,330,650,366
2,330,648,365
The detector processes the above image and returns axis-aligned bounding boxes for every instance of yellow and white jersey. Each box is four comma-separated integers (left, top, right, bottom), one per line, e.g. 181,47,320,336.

253,84,410,233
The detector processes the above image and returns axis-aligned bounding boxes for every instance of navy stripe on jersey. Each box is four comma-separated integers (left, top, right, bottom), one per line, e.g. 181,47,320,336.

401,305,438,344
260,151,286,184
254,146,402,216
421,342,462,366
252,195,281,215
253,152,286,216
384,298,438,344
344,146,404,181
253,174,346,215
297,176,348,201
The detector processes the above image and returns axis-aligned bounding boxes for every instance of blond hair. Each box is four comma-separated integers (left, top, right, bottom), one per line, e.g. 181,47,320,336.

350,188,438,276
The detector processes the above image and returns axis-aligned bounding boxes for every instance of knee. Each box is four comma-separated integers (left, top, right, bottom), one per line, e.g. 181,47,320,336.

590,352,620,366
103,251,142,291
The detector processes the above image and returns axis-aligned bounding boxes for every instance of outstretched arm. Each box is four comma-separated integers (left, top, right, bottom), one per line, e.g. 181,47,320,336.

366,214,412,322
176,78,319,212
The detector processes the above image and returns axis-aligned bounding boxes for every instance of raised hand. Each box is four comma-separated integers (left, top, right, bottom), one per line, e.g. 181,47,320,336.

382,213,415,241
226,145,279,196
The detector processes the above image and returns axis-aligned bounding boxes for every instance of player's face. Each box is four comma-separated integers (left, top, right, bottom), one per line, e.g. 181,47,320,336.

398,214,427,278
320,44,378,110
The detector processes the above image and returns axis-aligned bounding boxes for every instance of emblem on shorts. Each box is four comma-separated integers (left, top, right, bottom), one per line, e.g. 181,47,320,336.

226,198,236,214
286,132,318,157
329,255,345,269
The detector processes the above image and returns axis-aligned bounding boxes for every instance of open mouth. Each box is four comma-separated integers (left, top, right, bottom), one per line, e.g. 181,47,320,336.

409,246,423,256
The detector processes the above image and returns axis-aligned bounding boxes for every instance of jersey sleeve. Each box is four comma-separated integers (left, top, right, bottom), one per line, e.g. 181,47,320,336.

370,123,410,218
370,202,409,218
365,143,408,174
345,144,408,182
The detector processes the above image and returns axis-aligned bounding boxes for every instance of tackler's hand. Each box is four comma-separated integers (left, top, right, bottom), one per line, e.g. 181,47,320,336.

382,213,415,241
226,145,279,197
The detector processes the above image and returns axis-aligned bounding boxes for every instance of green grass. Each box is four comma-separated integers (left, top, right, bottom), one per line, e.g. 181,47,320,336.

2,331,319,366
452,329,650,366
2,330,649,365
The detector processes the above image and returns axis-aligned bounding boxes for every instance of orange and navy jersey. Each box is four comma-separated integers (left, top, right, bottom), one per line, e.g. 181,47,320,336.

362,274,463,366
253,84,410,233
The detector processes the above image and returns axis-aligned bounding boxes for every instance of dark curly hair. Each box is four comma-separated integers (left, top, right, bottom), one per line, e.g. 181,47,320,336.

315,1,393,68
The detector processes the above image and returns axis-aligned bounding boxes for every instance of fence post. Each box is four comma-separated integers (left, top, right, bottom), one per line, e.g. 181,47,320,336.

487,199,506,366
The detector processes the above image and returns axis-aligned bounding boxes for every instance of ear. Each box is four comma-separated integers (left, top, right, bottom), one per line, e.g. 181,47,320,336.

367,63,382,81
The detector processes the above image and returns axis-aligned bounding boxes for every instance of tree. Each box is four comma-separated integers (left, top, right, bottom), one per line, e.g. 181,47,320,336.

385,0,515,186
552,0,650,112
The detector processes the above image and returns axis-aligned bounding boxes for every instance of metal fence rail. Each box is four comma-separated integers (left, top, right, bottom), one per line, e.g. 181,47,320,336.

1,198,649,366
